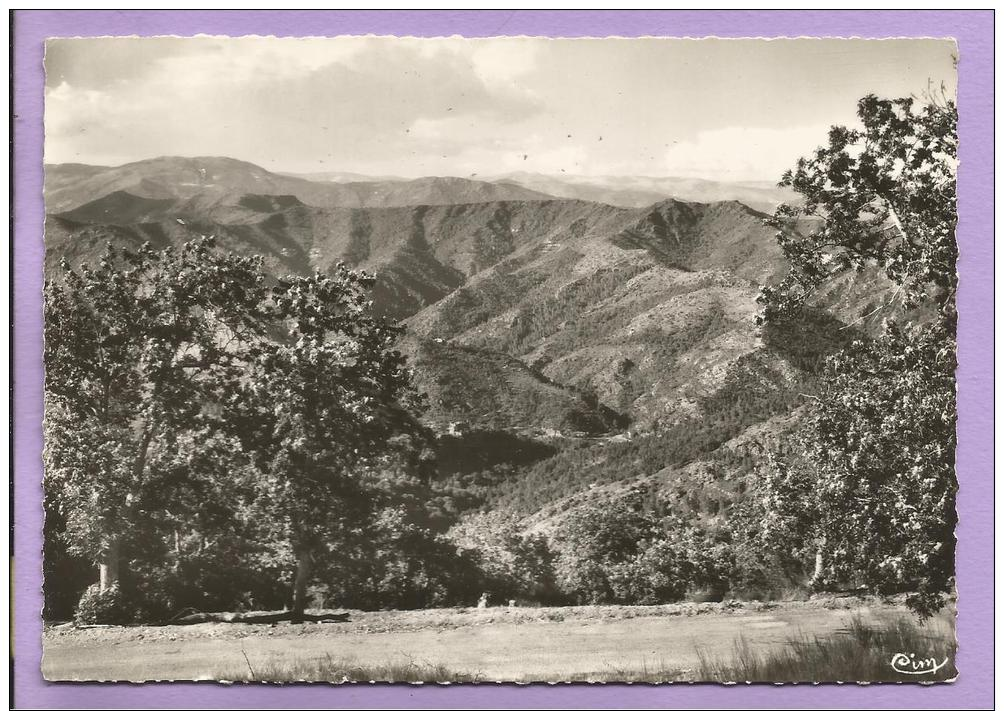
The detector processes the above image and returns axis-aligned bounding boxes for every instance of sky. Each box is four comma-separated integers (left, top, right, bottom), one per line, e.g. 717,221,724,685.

44,36,957,182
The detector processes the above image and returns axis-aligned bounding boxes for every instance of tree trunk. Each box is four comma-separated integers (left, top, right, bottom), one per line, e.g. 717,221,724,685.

290,547,314,622
169,610,349,626
99,537,120,592
810,539,826,588
172,530,183,572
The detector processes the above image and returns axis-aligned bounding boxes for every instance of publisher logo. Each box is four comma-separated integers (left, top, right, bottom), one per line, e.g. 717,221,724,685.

890,652,950,676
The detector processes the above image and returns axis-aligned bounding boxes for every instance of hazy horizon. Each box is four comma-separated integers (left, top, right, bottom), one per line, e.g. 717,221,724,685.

42,153,796,187
45,36,957,182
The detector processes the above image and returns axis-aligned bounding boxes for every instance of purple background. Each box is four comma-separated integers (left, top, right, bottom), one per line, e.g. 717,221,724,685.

12,10,993,709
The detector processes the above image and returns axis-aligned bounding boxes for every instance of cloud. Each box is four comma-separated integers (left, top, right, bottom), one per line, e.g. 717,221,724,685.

43,37,955,179
469,40,540,87
44,37,544,169
458,141,590,177
664,124,844,182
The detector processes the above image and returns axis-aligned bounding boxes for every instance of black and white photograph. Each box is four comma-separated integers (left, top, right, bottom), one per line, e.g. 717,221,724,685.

41,35,959,683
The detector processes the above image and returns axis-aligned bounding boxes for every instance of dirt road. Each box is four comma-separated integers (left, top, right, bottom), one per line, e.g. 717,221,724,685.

42,599,917,682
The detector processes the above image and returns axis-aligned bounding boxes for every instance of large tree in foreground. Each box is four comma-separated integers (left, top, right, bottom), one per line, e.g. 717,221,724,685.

230,267,431,620
44,239,266,592
46,243,433,621
749,92,958,618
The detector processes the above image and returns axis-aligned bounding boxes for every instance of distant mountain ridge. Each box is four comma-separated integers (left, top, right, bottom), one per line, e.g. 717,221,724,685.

46,157,800,216
486,171,799,214
277,170,407,183
271,167,799,214
44,156,557,214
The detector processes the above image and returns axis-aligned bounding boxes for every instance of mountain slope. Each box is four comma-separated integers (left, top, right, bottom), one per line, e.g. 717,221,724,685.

405,337,627,436
48,192,635,318
405,199,795,430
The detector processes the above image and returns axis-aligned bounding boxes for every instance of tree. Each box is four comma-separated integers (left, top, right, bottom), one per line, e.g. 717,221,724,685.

46,240,434,621
728,448,819,596
751,93,958,617
448,510,558,603
551,491,655,604
313,449,481,611
759,91,957,324
230,266,430,620
44,239,266,594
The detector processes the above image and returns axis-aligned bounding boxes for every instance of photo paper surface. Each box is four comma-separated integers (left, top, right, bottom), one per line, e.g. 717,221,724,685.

13,13,991,706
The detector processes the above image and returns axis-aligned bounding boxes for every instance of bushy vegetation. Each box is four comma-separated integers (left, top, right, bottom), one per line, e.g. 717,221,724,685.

470,204,515,274
448,511,561,604
503,263,653,354
412,340,627,435
43,239,477,621
74,584,133,625
736,322,957,616
424,268,547,337
485,351,804,517
551,491,733,604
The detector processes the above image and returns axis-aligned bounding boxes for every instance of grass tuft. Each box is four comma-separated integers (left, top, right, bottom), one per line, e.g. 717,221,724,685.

222,652,481,683
694,613,957,683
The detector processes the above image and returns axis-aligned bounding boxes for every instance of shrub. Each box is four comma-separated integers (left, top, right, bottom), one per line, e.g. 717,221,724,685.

608,539,690,605
317,506,483,611
552,491,727,605
447,510,562,604
126,543,291,622
74,584,133,625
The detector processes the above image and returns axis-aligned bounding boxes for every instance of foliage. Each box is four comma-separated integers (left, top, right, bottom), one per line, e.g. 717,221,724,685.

759,92,958,322
426,268,548,337
488,350,804,517
726,455,817,598
226,265,433,614
44,95,958,619
125,529,291,620
743,323,956,616
349,508,470,609
448,511,560,604
750,93,958,618
551,490,732,605
43,500,95,620
74,584,133,625
413,339,626,435
44,239,444,620
503,263,654,355
44,238,266,583
317,464,483,610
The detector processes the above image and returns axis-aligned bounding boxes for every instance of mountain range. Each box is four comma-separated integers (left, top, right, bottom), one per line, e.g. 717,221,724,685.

44,156,555,215
268,166,799,214
44,156,893,531
486,172,799,214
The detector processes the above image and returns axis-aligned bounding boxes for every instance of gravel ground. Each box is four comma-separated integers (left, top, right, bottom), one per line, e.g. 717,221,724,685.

42,596,928,682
